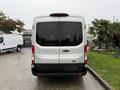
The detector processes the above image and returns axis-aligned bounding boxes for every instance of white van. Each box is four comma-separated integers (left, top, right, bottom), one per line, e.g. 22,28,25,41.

31,13,87,76
0,34,23,53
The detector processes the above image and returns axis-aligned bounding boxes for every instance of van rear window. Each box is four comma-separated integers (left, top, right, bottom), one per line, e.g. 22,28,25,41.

36,22,82,46
59,22,83,46
0,37,3,43
36,22,59,46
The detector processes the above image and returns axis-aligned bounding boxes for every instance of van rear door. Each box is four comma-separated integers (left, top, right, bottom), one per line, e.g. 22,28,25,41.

59,17,85,63
35,17,60,63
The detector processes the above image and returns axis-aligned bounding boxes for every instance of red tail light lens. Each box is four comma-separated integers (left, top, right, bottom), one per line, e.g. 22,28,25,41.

32,45,35,54
84,45,87,64
32,59,35,65
32,45,35,64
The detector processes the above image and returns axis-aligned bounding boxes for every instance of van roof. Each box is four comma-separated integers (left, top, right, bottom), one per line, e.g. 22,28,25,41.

33,14,86,28
34,14,84,20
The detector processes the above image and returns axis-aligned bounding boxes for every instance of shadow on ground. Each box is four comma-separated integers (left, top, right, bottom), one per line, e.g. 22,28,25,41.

34,77,85,90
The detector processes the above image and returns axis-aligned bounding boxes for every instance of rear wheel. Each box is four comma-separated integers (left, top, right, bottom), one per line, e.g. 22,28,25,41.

31,68,37,76
16,46,21,52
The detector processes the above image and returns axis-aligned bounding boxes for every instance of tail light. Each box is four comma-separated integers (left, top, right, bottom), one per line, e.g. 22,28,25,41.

84,45,87,64
32,45,35,65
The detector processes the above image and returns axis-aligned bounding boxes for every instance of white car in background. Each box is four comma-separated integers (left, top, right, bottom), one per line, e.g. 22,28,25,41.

0,34,23,53
31,13,88,76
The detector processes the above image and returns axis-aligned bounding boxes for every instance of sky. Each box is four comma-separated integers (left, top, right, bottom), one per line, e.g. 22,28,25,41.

0,0,120,29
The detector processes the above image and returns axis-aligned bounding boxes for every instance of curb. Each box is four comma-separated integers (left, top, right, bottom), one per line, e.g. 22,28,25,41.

87,66,112,90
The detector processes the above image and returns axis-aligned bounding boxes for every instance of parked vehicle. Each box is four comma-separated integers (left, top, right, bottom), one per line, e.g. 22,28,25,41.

31,13,87,76
23,35,32,47
0,34,23,53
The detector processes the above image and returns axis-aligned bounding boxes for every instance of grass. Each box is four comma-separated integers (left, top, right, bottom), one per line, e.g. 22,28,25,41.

88,51,120,90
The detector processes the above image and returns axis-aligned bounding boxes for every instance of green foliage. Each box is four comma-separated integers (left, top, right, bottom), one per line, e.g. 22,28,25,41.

89,18,120,48
88,51,120,90
109,22,120,47
0,10,24,33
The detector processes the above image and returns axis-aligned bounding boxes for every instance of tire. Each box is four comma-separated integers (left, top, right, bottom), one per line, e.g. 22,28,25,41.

16,46,21,52
31,68,37,76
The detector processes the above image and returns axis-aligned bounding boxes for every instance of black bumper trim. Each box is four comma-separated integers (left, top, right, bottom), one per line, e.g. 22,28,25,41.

32,64,87,73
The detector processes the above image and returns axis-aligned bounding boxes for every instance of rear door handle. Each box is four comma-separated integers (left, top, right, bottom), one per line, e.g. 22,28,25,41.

62,49,70,52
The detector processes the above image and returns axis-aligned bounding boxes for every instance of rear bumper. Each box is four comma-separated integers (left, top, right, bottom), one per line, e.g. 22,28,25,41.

31,64,87,76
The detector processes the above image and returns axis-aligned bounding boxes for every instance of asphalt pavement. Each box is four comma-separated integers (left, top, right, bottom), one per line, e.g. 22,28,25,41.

0,48,105,90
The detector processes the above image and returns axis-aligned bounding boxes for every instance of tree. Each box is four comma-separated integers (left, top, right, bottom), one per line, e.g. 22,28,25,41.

108,22,120,47
89,19,111,49
16,20,25,32
0,11,7,32
89,18,120,50
0,10,24,33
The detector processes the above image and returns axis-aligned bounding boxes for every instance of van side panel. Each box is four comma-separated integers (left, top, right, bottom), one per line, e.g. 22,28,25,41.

4,35,23,49
0,34,23,52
